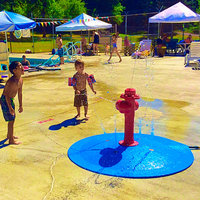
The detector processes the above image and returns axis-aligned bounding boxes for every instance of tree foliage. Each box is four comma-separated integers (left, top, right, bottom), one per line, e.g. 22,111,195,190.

112,2,125,25
0,0,28,15
27,0,86,18
57,0,86,19
0,0,86,18
1,0,200,19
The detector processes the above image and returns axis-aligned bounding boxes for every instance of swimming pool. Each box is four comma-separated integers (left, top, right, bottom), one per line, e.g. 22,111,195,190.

9,57,58,66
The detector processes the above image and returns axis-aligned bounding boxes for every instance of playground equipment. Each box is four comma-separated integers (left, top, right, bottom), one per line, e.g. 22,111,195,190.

12,41,82,73
41,41,82,67
116,88,140,146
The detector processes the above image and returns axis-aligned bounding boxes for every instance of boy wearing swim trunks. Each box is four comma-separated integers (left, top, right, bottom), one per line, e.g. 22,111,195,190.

0,61,24,145
73,59,96,119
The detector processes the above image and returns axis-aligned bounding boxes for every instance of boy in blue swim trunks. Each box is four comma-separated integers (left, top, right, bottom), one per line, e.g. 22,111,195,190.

56,34,64,65
0,61,24,145
108,32,122,63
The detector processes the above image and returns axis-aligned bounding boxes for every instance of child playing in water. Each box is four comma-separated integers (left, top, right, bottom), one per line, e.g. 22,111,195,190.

0,61,24,145
73,59,96,119
108,32,122,63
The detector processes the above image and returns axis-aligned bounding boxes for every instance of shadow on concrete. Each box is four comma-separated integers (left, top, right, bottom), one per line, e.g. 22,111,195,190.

49,117,86,131
0,138,9,149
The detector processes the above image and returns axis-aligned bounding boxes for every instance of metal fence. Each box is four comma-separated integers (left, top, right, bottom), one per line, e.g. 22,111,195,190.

0,12,197,53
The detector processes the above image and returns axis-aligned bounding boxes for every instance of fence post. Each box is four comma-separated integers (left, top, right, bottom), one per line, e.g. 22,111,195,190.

32,29,35,53
31,13,35,53
52,19,55,50
10,33,12,53
125,13,128,35
182,24,184,41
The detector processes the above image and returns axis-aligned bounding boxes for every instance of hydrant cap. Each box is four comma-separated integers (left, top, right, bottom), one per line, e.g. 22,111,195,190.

125,88,136,96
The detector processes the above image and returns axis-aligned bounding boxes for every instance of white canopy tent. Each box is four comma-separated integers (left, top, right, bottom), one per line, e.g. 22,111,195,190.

56,13,112,32
149,2,200,23
148,2,200,38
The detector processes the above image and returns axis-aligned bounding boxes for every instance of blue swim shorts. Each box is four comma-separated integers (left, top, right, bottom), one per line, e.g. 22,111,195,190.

57,48,64,58
0,95,15,121
113,43,117,48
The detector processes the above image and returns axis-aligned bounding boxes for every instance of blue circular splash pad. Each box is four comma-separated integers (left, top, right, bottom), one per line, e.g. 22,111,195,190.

68,133,194,178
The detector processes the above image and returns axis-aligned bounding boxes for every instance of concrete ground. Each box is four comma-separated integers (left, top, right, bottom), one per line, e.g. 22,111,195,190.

0,54,200,200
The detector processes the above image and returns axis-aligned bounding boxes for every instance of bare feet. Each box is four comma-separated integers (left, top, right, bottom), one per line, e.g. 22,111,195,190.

84,115,89,120
7,136,18,139
75,114,80,118
9,140,21,145
119,59,122,63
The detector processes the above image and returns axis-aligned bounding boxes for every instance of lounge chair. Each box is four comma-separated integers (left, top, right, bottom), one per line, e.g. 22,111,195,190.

185,42,200,66
131,39,152,59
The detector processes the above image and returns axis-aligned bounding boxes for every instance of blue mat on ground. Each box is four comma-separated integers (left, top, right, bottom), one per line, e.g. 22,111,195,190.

68,133,194,178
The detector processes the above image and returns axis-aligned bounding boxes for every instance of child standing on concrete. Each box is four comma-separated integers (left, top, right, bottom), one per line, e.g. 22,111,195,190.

0,61,24,145
56,34,64,65
72,59,96,119
108,32,122,63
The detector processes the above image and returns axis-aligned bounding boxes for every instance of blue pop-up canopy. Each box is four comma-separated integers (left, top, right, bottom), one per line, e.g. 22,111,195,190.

56,13,112,32
0,10,36,32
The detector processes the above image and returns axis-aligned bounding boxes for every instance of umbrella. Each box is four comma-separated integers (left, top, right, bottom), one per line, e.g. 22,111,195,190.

0,10,36,32
0,10,36,60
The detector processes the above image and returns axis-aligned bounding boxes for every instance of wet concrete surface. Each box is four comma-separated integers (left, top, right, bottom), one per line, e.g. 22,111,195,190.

0,54,200,200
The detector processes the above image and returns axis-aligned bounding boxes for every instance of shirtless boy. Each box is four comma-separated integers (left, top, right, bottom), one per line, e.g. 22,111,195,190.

0,61,24,145
73,59,96,119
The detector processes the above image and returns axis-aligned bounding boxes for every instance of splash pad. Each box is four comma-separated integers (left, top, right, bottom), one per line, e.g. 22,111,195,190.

68,89,194,178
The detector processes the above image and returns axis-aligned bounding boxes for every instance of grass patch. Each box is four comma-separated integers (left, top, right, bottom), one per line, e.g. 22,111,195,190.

5,32,199,53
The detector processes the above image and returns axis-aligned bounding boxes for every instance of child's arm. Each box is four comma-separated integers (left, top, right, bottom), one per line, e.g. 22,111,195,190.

4,81,15,115
72,75,80,94
87,74,96,94
5,95,15,116
18,79,23,113
73,85,80,94
116,32,119,38
89,83,96,94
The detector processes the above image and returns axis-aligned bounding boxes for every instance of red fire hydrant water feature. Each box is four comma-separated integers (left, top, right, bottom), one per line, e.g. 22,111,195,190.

116,88,140,146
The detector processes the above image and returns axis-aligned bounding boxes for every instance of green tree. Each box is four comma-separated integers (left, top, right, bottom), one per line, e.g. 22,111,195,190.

0,0,28,15
27,0,86,18
85,0,123,16
0,0,86,19
57,0,86,19
112,2,125,25
26,0,64,18
197,0,200,12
